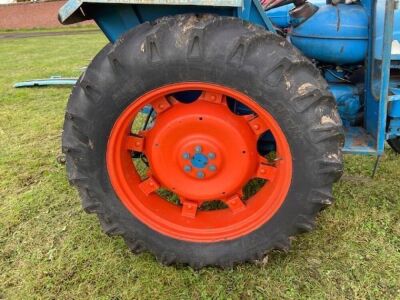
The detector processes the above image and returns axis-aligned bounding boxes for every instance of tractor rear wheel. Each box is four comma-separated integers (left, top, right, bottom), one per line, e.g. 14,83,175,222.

62,15,344,268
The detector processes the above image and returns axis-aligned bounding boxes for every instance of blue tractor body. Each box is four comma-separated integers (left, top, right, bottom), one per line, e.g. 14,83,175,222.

59,0,399,156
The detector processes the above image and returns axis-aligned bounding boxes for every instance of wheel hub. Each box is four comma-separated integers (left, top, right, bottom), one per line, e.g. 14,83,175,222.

144,98,258,201
180,142,220,179
190,152,209,170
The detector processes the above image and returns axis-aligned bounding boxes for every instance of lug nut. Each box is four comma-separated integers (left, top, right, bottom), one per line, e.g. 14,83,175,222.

208,165,217,172
184,165,192,172
197,171,205,179
195,145,202,153
182,152,190,160
208,152,216,159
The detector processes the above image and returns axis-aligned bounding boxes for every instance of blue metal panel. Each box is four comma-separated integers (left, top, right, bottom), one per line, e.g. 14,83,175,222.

237,0,275,32
374,7,400,59
359,0,396,155
59,0,83,24
342,127,376,155
289,4,369,65
387,116,400,138
91,4,235,41
265,5,292,28
363,0,378,146
375,0,396,154
387,88,400,138
90,5,141,42
59,0,242,24
59,0,275,34
388,96,400,117
84,0,275,42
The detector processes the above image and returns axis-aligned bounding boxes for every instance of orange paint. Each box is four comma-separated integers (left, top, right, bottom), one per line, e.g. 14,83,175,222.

107,83,292,242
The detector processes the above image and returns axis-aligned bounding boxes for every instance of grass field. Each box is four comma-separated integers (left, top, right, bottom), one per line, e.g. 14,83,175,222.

0,24,99,34
0,32,399,300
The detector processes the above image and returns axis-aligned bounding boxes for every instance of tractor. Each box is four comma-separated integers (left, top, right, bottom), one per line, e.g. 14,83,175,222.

58,0,400,267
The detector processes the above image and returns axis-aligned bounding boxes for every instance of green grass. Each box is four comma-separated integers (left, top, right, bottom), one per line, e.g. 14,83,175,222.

0,24,99,34
0,33,399,300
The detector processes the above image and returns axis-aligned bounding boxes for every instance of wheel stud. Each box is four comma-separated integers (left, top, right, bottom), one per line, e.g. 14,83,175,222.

184,165,192,172
195,145,202,153
208,152,216,159
209,165,217,172
197,171,205,179
182,152,190,160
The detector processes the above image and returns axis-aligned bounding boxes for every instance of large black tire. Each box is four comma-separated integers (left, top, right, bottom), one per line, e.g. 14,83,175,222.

388,138,400,153
62,15,344,268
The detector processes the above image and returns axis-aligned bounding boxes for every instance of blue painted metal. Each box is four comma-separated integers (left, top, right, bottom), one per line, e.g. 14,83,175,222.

363,0,379,150
387,89,400,138
59,0,274,42
191,153,209,169
324,68,349,84
89,5,141,42
58,0,84,24
265,0,325,28
374,7,400,59
328,83,361,127
387,118,400,138
389,99,400,119
59,0,242,24
73,1,273,42
238,0,275,32
342,127,376,155
14,76,78,88
289,4,369,65
375,0,396,154
265,5,292,27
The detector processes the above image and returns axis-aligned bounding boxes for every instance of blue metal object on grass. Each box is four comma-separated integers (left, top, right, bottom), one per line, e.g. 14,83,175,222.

14,76,78,88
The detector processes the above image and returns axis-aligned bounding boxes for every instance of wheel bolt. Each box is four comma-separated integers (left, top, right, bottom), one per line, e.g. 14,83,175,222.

184,165,192,172
208,165,217,172
195,145,202,153
182,152,190,160
197,171,205,179
208,152,216,159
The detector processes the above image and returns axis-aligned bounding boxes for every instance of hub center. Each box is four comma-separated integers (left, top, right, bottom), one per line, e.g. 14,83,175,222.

191,153,208,169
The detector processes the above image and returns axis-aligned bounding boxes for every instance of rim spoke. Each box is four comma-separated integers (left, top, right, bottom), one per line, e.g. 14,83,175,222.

248,116,269,137
181,200,198,219
226,194,246,214
256,163,278,181
139,177,160,196
152,96,172,114
199,91,226,105
125,135,144,152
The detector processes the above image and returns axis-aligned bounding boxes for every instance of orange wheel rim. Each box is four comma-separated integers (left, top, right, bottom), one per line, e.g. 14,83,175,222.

107,82,292,242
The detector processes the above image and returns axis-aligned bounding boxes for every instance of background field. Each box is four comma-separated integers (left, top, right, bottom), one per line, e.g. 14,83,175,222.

0,32,399,299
